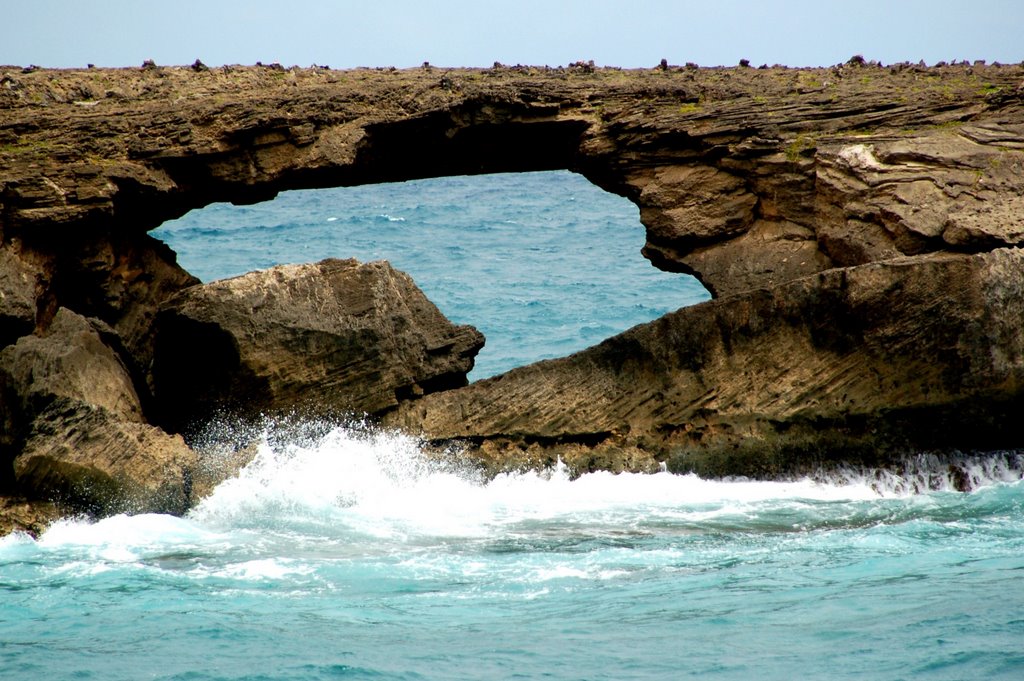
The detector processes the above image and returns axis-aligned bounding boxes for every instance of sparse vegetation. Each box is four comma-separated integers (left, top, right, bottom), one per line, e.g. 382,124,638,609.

0,139,56,155
785,133,817,162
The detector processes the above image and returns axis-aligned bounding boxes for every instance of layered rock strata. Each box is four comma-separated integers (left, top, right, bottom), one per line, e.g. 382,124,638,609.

0,308,196,517
3,62,1022,297
0,257,484,532
387,248,1024,477
2,61,1023,530
152,258,484,431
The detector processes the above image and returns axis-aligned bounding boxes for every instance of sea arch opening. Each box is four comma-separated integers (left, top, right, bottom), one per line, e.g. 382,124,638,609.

153,170,711,380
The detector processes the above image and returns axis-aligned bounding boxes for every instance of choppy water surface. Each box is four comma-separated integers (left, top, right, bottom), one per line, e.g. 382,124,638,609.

3,172,1024,680
3,424,1024,680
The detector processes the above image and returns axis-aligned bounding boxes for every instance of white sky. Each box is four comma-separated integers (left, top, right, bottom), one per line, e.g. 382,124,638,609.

2,0,1023,69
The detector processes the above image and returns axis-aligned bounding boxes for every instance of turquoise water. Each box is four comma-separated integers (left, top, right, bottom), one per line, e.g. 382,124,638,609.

152,171,710,379
3,172,1024,680
2,426,1024,680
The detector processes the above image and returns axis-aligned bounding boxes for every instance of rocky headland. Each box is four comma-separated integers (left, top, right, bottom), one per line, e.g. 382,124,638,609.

2,59,1023,533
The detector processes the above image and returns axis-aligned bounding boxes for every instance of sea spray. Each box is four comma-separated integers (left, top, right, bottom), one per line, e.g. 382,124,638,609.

188,420,490,538
812,450,1024,494
184,417,1024,539
4,168,1017,679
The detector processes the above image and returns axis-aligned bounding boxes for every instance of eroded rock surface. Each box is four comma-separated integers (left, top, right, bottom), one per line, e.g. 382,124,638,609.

0,308,143,448
0,244,40,347
152,258,485,431
387,248,1024,477
0,497,60,537
2,62,1024,530
15,401,196,516
2,62,1022,298
1,308,196,515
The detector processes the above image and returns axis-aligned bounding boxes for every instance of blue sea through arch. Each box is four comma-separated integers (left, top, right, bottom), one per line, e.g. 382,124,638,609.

2,171,1024,680
152,170,711,380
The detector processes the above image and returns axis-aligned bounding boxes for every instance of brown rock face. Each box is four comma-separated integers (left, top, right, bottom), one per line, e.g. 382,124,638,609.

0,308,196,515
152,258,485,431
15,402,196,516
3,63,1022,298
0,244,40,347
0,308,143,451
2,62,1024,530
0,497,60,537
386,248,1024,477
814,134,1024,266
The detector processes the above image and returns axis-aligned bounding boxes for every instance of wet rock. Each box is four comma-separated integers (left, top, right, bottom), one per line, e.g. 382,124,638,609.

14,401,196,515
0,497,60,537
152,258,485,431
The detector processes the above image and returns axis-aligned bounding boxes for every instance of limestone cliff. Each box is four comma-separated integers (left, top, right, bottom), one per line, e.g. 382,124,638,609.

2,60,1023,530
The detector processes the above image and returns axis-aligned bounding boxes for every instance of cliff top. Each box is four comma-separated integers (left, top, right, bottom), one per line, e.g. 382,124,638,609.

3,59,1022,167
3,59,1022,293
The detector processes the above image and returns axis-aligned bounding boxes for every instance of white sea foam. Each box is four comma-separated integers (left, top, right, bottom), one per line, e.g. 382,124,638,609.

49,560,116,577
30,512,220,560
17,424,1022,555
186,422,915,542
820,451,1024,495
214,558,314,581
532,565,590,581
189,425,491,537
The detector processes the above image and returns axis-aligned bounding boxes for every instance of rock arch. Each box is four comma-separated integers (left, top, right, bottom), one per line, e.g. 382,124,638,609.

155,170,710,382
5,64,1023,306
2,63,1024,527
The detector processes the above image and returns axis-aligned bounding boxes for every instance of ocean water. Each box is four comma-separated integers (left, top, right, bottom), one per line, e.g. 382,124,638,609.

3,171,1024,680
151,170,711,379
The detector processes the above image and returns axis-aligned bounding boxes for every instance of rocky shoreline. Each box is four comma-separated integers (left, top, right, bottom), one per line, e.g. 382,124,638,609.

2,60,1023,533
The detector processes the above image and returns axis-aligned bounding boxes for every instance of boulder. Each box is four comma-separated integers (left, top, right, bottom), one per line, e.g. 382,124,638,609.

13,401,196,516
152,258,485,431
0,307,196,515
0,307,143,456
387,248,1024,477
